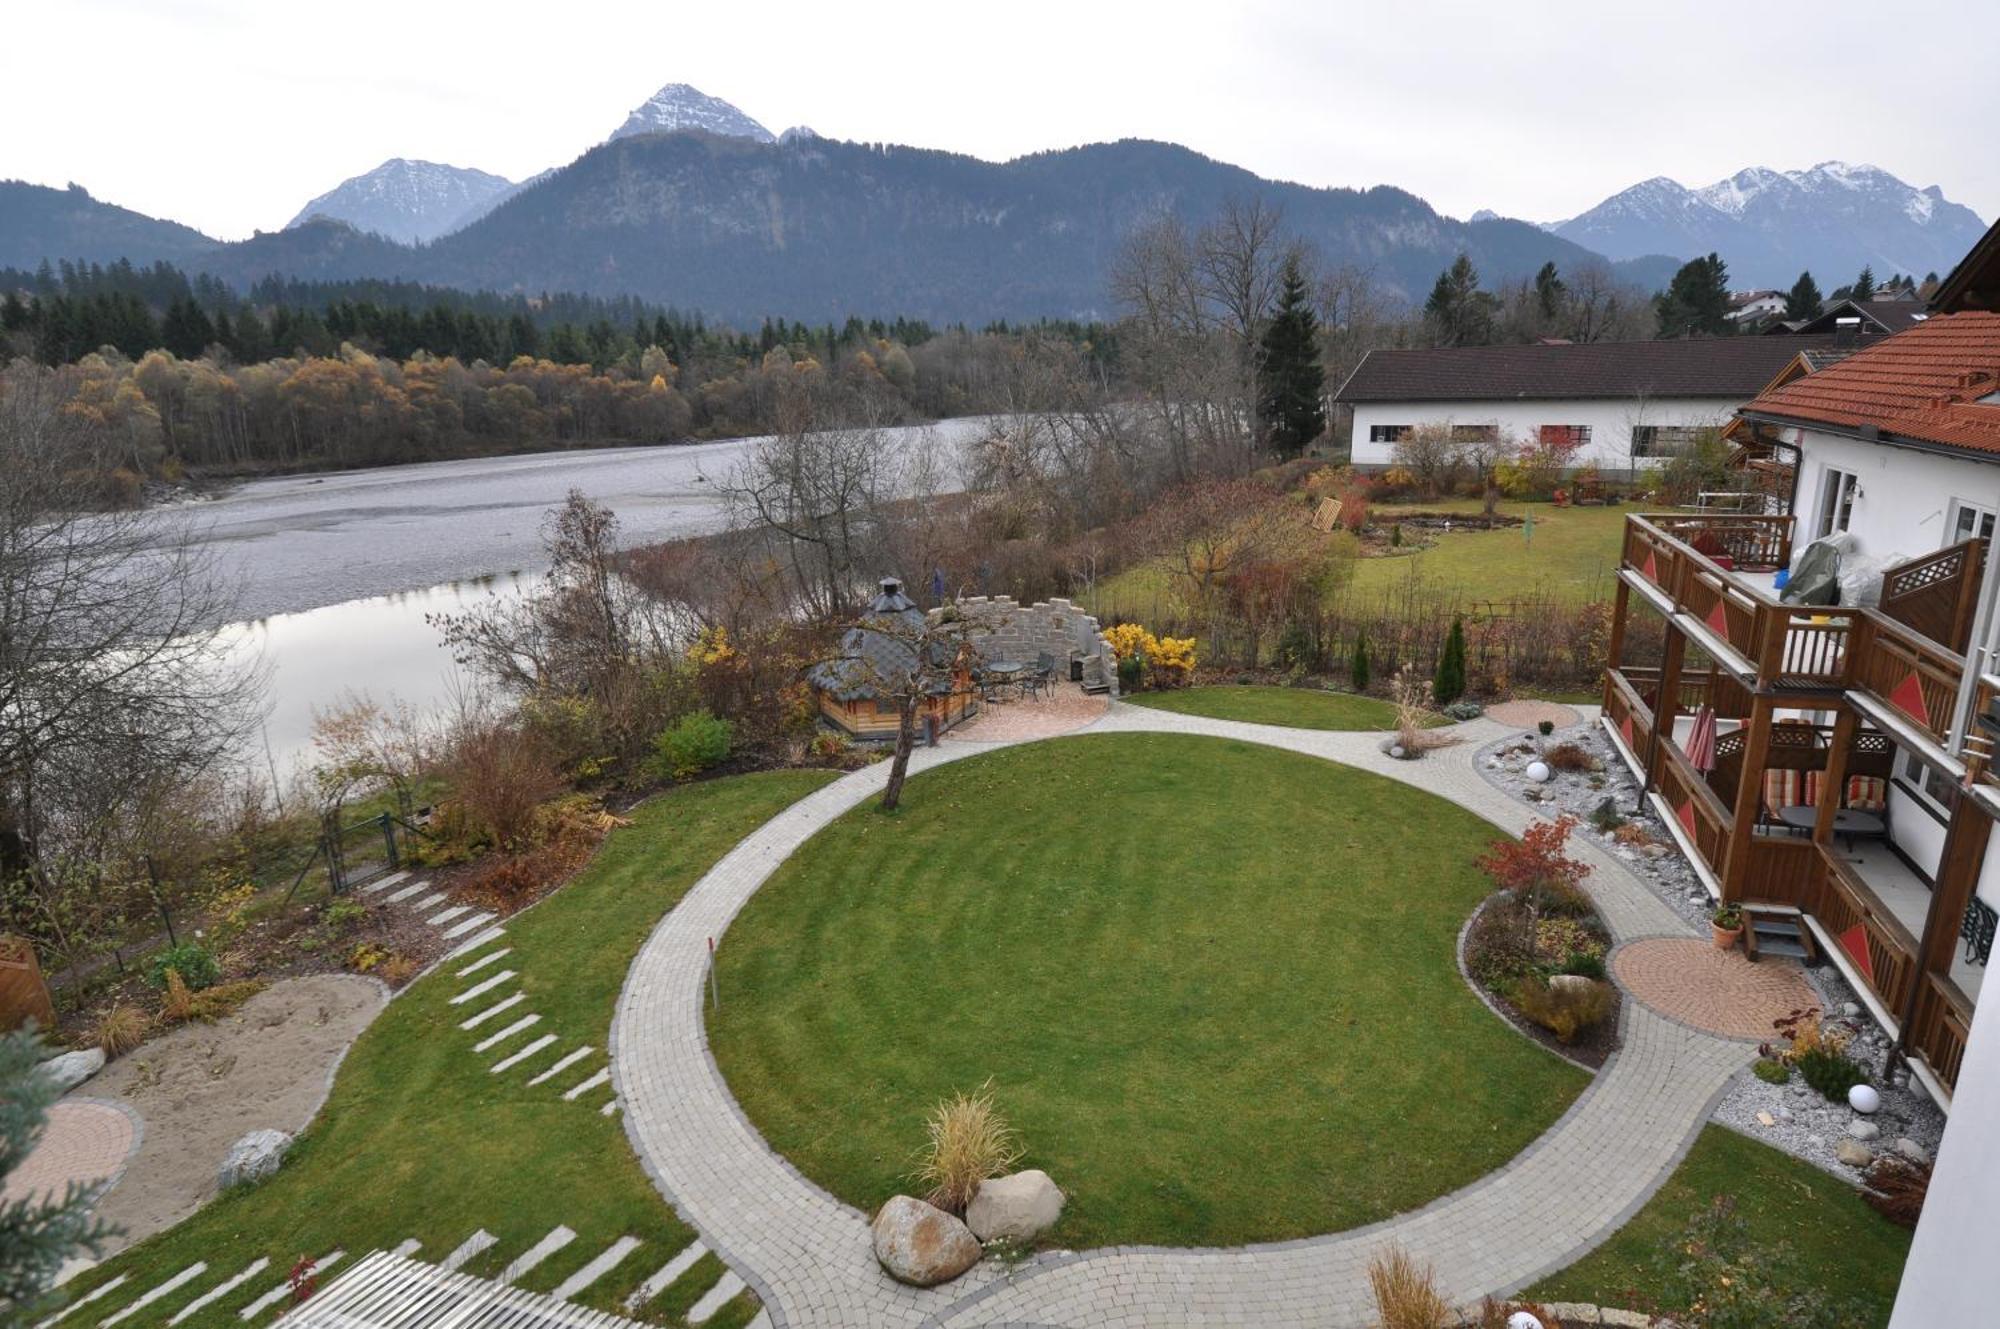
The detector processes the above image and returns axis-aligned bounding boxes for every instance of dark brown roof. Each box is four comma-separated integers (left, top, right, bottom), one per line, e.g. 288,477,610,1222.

1741,311,2000,456
1933,216,2000,314
1787,297,1931,336
1331,335,1850,405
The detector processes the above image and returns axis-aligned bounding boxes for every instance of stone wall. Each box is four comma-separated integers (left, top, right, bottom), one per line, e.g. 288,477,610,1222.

931,596,1120,698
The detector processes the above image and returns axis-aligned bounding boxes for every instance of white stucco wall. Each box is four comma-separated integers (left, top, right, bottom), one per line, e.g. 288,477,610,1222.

1346,397,1739,474
1788,425,2000,563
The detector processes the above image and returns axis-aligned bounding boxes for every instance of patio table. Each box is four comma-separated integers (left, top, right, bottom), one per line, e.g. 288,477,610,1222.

1776,804,1886,850
985,660,1026,702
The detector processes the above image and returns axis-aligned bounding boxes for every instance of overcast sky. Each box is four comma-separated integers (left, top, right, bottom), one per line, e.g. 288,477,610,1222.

9,0,1995,241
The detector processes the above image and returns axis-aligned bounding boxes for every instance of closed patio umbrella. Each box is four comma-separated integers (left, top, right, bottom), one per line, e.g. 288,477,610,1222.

1684,705,1719,773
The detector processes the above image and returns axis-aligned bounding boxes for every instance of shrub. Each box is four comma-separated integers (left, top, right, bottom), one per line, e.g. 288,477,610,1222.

1556,951,1606,981
379,954,419,985
648,710,734,781
1537,719,1555,737
146,942,219,992
1797,1046,1869,1102
349,942,391,973
1116,654,1145,693
1105,622,1151,661
1273,620,1316,672
1588,796,1625,833
322,899,368,932
185,980,265,1023
1753,1057,1791,1085
1443,699,1483,721
1711,904,1743,931
464,851,560,911
1466,895,1538,987
1545,741,1596,773
1861,1155,1930,1228
96,1005,148,1059
1533,915,1605,963
912,1080,1022,1215
1432,617,1466,705
1511,975,1614,1043
1612,822,1655,848
159,969,195,1024
1524,876,1596,917
1350,629,1371,692
1477,815,1590,897
1366,1246,1452,1329
449,719,563,851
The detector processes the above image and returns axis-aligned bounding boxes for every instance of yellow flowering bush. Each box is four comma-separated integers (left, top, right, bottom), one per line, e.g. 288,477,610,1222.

1105,623,1152,661
1103,623,1197,688
688,625,738,668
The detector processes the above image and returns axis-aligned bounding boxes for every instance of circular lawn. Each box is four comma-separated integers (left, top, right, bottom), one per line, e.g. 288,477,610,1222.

1119,684,1406,730
709,732,1586,1249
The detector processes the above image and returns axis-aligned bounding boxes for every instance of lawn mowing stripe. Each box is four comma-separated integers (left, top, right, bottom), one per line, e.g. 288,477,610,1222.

357,871,408,895
439,1231,497,1273
491,1033,558,1073
440,912,497,941
562,1067,610,1101
443,924,505,959
451,970,516,1005
625,1245,705,1311
167,1258,268,1325
383,881,430,903
236,1251,341,1320
427,905,471,926
391,1239,421,1257
459,993,525,1030
496,1226,575,1286
549,1237,642,1302
101,1262,205,1325
473,1013,540,1052
410,891,447,911
686,1271,745,1325
456,948,512,978
527,1046,592,1085
35,1273,126,1327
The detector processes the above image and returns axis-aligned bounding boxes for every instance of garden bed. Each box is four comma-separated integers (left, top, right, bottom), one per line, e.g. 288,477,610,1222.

1461,894,1622,1070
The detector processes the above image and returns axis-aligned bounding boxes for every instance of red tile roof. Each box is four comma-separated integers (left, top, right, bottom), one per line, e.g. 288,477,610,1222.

1741,311,2000,456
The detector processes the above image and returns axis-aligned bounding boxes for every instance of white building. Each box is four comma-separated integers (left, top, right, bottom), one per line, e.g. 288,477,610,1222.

1726,288,1788,324
1334,335,1850,476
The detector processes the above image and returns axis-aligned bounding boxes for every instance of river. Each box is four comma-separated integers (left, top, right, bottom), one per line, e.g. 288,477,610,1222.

183,418,993,776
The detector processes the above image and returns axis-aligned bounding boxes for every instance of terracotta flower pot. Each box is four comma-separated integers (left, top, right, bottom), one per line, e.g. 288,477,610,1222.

1711,922,1742,950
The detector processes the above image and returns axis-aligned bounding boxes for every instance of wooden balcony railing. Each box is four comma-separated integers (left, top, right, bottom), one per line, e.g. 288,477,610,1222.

1908,973,1973,1094
1800,847,1923,1020
1849,613,1967,747
1736,834,1819,905
1602,668,1656,770
1756,606,1852,688
1640,512,1794,571
1880,537,1985,652
1653,734,1734,879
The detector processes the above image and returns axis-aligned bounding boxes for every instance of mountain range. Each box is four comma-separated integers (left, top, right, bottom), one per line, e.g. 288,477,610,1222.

1544,162,1987,288
1,82,1985,324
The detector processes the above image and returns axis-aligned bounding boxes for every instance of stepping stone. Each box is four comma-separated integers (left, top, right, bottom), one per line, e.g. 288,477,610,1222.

36,1273,127,1327
238,1251,342,1320
392,1239,421,1257
169,1258,269,1325
599,1099,619,1117
528,1047,593,1086
687,1271,745,1325
497,1225,575,1286
562,1067,611,1101
384,880,430,904
411,891,447,911
358,871,409,895
441,912,498,941
625,1243,705,1309
473,1014,540,1053
457,948,513,978
492,1033,558,1073
460,993,525,1030
103,1262,206,1326
444,925,506,960
451,970,517,1005
550,1236,642,1301
428,905,471,926
440,1230,497,1273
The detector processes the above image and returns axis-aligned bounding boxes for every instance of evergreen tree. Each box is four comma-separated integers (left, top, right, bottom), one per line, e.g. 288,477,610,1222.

1533,262,1567,321
1255,256,1326,459
1433,616,1467,705
1350,629,1371,693
1,1030,113,1309
1852,265,1876,301
1654,253,1732,338
1423,254,1496,347
1784,271,1824,322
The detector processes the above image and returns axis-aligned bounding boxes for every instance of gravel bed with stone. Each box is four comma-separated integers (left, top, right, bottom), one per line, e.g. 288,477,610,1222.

1475,712,1946,1182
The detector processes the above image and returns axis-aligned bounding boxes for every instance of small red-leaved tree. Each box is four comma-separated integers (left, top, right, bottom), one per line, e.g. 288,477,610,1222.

1476,814,1590,895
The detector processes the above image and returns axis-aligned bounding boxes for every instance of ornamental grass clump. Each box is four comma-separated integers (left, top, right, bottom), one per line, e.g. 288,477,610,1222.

913,1080,1023,1215
1367,1246,1452,1329
1511,974,1614,1044
95,1005,148,1059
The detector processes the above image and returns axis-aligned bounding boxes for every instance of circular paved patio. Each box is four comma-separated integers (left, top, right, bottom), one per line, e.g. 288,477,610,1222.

1613,937,1821,1041
1,1099,136,1205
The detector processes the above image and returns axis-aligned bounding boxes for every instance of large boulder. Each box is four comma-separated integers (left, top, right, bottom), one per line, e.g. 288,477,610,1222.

1835,1138,1875,1168
966,1169,1065,1243
871,1195,981,1286
39,1048,105,1094
217,1129,292,1191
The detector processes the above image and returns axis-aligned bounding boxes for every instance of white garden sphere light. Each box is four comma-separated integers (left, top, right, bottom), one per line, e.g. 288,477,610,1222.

1849,1083,1881,1114
1508,1313,1545,1329
1526,760,1552,783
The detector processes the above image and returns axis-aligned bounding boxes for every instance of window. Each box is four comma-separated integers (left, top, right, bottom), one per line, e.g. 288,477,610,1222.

1947,499,1995,546
1449,424,1498,443
1815,466,1858,538
1901,748,1956,812
1538,424,1592,449
1368,424,1411,444
1630,425,1704,457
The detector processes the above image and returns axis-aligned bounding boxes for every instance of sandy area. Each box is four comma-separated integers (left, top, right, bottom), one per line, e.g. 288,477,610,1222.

1484,699,1582,730
78,974,386,1254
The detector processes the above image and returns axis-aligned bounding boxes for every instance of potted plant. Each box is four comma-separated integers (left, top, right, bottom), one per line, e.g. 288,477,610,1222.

1711,904,1744,950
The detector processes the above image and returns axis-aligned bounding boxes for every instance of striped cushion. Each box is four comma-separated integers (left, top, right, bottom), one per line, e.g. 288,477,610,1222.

1846,776,1888,811
1762,769,1802,815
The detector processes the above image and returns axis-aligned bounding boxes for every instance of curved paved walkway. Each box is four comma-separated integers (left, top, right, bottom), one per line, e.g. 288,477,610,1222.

612,705,1753,1327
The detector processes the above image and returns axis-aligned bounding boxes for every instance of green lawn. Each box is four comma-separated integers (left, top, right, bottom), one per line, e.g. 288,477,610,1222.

709,733,1587,1249
1529,1124,1912,1324
1121,685,1404,730
45,771,836,1329
1352,499,1634,605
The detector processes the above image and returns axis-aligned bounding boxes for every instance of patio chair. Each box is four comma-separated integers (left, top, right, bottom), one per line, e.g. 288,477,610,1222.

1027,652,1057,700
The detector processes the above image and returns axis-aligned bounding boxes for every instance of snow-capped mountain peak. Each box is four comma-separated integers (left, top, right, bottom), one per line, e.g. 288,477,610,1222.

284,159,515,245
609,83,774,144
778,125,821,145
